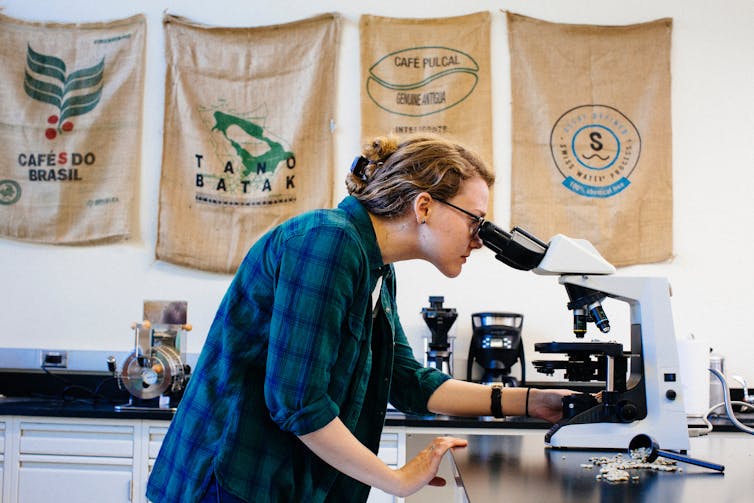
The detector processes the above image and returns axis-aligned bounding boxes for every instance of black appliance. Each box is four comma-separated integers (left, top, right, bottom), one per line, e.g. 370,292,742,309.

421,296,457,376
467,312,525,385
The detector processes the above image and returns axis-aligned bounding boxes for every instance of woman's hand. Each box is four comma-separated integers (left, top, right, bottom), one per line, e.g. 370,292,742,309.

392,436,468,497
528,388,574,423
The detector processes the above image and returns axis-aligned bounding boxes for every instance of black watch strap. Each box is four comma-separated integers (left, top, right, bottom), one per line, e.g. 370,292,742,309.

491,385,504,418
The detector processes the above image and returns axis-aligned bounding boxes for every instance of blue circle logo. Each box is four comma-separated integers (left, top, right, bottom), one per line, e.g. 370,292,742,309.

550,105,641,198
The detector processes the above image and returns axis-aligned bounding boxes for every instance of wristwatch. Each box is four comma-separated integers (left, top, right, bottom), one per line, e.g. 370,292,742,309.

490,383,504,418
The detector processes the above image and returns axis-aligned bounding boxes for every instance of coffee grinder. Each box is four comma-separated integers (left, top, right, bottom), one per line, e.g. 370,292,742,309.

111,300,192,411
467,312,526,385
421,296,457,376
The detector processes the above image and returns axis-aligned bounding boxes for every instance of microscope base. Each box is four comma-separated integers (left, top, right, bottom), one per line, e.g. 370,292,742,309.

546,411,690,452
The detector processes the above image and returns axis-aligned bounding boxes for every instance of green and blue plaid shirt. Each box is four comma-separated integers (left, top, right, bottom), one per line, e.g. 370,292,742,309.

146,196,450,503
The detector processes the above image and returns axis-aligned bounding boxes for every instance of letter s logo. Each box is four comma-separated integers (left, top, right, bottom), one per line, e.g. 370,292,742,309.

589,132,604,151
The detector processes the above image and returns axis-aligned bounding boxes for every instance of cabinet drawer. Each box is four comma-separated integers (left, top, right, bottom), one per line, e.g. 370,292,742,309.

18,459,132,503
19,421,134,458
377,433,400,465
147,425,168,459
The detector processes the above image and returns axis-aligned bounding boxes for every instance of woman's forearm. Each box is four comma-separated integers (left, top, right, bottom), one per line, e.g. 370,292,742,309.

427,380,573,423
299,416,465,497
299,418,399,493
426,379,528,416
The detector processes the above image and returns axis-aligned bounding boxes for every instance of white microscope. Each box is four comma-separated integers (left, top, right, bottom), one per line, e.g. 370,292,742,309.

478,222,689,453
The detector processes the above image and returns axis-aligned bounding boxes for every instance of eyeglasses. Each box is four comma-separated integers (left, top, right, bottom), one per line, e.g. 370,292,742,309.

434,198,485,237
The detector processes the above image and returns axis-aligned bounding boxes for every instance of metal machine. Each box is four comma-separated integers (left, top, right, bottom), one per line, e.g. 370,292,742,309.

110,301,192,411
478,221,689,452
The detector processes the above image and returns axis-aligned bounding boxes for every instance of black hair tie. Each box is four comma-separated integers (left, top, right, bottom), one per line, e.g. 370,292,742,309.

350,156,369,181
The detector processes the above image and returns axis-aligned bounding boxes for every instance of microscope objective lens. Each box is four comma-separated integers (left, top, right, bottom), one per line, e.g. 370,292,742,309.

589,304,611,333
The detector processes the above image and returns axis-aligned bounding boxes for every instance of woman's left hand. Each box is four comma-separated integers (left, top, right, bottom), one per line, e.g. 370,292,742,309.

527,388,576,423
392,436,468,496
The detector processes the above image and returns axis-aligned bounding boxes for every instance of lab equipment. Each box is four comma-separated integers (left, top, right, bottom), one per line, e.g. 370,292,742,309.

110,301,191,411
478,221,689,452
467,312,525,385
421,296,457,376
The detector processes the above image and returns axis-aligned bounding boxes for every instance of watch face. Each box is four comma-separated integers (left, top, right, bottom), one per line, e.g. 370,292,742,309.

490,385,504,417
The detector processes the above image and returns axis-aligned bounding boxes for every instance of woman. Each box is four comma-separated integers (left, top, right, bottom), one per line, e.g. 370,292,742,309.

147,135,572,503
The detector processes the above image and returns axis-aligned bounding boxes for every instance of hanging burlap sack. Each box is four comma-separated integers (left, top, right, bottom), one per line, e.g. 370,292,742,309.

508,12,673,266
0,13,146,243
360,12,494,216
157,13,340,273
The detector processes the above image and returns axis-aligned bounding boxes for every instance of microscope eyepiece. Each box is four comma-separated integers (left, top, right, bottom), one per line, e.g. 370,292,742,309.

478,221,547,271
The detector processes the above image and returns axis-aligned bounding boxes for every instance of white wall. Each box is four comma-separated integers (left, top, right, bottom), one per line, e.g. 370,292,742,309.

1,0,753,386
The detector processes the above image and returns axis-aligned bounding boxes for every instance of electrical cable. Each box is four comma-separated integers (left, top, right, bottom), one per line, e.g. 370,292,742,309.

40,364,112,404
699,368,754,435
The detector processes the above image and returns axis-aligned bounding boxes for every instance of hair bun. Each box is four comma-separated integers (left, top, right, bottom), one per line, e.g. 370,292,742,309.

364,135,399,163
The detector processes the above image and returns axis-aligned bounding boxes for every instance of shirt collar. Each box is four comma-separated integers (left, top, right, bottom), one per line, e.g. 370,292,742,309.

337,196,387,274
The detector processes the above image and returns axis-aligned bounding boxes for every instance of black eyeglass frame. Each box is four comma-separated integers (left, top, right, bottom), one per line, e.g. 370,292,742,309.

434,198,485,236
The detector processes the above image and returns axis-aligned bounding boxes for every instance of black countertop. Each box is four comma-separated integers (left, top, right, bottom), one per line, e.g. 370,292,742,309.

0,396,176,421
0,396,544,427
450,432,754,503
1,396,752,433
6,371,750,430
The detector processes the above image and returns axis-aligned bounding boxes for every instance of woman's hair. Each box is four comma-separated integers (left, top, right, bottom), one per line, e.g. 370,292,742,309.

345,134,495,218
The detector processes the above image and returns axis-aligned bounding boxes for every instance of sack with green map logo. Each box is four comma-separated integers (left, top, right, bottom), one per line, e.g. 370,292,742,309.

157,13,340,273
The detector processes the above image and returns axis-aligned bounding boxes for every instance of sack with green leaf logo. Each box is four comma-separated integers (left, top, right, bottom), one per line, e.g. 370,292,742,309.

0,13,146,243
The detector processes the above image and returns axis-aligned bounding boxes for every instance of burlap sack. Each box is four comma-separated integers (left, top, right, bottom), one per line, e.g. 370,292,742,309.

157,13,340,273
507,12,673,266
0,14,145,243
360,12,494,215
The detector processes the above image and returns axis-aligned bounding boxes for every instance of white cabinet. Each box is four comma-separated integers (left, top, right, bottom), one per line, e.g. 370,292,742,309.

142,423,406,503
1,420,5,503
367,429,406,503
0,417,410,503
13,419,136,503
17,457,132,503
0,417,163,503
145,423,168,466
143,421,168,502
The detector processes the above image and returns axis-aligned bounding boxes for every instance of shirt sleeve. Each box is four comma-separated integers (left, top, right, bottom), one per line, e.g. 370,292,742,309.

265,224,365,436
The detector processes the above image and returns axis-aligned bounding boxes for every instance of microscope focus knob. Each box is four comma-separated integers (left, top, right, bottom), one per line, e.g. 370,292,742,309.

618,401,639,421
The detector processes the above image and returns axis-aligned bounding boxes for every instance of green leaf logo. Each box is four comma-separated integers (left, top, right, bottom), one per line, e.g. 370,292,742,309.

23,45,104,140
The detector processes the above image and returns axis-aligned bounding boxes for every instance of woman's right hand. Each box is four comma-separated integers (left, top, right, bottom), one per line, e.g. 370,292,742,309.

391,436,468,497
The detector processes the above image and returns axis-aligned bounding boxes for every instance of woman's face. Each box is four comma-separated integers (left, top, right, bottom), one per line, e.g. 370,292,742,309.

421,176,489,278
